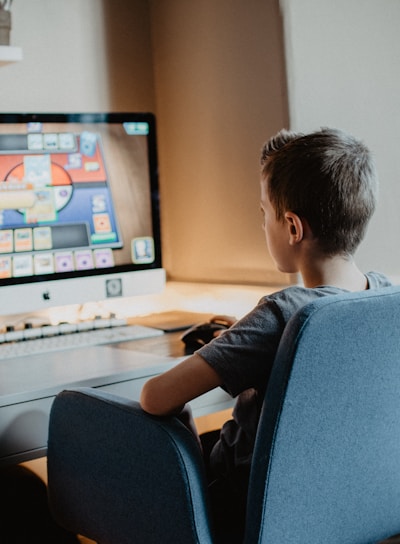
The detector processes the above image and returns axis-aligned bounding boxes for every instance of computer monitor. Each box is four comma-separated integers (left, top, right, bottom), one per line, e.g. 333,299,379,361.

0,112,165,318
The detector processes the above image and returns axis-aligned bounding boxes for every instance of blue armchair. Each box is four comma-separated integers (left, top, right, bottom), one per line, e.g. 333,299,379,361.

47,286,400,543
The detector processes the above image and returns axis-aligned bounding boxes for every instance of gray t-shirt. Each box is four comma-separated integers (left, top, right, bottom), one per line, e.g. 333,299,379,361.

197,271,392,494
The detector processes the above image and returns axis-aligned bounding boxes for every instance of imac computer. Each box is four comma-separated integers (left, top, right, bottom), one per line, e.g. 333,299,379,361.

0,112,165,319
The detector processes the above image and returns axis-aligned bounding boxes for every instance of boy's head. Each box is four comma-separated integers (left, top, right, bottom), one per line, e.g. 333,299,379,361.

260,128,378,256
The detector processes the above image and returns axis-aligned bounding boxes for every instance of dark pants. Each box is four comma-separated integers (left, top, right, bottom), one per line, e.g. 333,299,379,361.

200,429,246,544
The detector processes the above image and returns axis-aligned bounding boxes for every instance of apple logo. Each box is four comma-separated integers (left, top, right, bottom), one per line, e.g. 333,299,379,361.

42,291,51,301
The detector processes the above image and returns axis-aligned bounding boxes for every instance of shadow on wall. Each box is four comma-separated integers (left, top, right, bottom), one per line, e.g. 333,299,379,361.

101,0,156,112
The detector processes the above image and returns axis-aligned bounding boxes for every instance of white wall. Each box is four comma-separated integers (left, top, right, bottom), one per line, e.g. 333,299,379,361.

281,0,400,280
7,2,397,285
3,0,155,112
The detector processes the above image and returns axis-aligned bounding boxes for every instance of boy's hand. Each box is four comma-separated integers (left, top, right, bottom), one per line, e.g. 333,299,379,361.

210,315,237,328
209,315,237,338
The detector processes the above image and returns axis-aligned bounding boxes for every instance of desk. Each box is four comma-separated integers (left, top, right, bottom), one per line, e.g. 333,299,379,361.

0,331,235,466
0,281,282,467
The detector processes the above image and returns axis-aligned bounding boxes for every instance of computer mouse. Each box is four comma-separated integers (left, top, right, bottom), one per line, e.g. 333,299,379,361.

180,320,230,351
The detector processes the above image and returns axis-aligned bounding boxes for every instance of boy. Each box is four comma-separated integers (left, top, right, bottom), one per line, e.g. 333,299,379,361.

140,128,392,540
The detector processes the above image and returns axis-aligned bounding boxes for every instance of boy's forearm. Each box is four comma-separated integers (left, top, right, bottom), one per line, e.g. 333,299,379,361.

140,353,222,416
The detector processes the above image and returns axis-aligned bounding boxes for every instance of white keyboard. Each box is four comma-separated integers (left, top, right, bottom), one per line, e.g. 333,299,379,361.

0,322,164,360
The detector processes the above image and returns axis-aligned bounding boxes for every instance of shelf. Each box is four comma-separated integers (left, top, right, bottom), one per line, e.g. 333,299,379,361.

0,45,22,65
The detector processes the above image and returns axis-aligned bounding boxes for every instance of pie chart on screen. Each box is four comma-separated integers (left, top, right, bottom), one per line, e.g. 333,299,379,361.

4,161,73,212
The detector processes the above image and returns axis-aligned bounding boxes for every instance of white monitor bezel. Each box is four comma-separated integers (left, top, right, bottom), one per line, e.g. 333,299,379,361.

0,112,165,318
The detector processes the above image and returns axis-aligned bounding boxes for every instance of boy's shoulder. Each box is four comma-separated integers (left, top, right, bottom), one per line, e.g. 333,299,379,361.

258,270,392,321
364,270,393,289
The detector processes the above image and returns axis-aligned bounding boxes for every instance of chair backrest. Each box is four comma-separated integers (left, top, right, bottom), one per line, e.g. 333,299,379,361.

47,389,215,544
48,286,400,544
245,285,400,544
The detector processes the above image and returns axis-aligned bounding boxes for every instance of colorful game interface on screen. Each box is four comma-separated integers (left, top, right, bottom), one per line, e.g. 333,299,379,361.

0,119,157,281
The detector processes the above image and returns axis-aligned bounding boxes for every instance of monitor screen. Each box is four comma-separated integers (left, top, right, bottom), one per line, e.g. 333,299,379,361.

0,112,165,317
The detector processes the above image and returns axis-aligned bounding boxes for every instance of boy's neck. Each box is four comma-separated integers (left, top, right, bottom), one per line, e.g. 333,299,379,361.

300,255,368,291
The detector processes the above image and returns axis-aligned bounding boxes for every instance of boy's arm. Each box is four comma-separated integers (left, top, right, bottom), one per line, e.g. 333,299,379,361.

140,353,223,416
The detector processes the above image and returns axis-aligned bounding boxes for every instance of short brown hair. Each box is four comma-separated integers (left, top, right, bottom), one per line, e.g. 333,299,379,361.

260,128,378,256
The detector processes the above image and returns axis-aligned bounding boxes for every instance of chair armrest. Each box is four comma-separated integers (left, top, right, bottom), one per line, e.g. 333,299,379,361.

47,387,215,544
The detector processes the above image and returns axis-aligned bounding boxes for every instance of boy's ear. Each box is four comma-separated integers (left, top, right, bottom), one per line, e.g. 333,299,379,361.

284,211,304,245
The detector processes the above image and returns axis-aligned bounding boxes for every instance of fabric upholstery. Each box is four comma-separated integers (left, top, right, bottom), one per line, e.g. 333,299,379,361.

245,285,400,544
47,390,215,544
47,285,400,544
